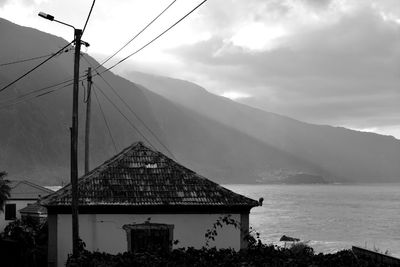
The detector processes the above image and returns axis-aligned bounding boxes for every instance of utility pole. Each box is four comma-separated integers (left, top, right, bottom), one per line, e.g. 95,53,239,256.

84,67,92,174
71,28,82,258
39,11,88,259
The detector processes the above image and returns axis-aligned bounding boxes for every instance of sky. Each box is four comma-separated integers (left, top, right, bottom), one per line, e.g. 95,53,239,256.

1,0,400,138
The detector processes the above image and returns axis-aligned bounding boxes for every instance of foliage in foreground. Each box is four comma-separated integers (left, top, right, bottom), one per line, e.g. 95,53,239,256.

0,217,48,267
66,241,392,267
0,171,11,211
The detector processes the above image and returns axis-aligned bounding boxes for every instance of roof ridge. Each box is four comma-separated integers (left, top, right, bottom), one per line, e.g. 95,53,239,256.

41,141,147,204
9,180,54,193
41,141,259,208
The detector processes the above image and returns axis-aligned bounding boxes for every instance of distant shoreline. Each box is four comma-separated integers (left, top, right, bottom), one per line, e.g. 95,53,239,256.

224,182,400,185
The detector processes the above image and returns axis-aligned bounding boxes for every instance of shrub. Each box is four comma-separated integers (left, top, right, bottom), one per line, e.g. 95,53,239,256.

66,245,394,267
288,242,314,257
0,217,48,267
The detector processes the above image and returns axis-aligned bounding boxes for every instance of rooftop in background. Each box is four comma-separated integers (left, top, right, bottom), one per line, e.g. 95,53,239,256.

41,142,259,211
19,202,47,216
9,180,54,200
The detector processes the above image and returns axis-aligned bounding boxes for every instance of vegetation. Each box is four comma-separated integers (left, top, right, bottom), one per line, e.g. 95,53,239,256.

0,217,48,267
66,223,394,267
0,171,11,212
66,242,393,267
204,215,240,247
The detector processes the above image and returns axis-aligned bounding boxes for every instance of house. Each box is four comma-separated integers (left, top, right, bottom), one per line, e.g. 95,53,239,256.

0,180,53,231
41,142,259,267
19,202,49,225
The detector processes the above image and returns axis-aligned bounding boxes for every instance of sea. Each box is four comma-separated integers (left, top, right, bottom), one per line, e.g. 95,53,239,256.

225,184,400,257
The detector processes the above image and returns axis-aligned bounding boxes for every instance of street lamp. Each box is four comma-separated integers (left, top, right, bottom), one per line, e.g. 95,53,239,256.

39,12,76,30
38,11,83,258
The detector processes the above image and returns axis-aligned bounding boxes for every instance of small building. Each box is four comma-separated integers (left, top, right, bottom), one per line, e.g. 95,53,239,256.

19,202,49,225
41,142,259,267
0,180,53,231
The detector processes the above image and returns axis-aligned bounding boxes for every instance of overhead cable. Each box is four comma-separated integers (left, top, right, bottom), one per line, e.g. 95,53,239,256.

96,0,177,69
83,54,175,159
0,70,87,107
0,40,74,94
0,82,72,110
100,0,207,74
82,0,96,35
92,86,118,153
92,82,159,151
0,48,71,67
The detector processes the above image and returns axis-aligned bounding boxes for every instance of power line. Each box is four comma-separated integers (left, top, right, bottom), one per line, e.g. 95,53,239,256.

92,82,159,152
92,86,118,153
0,54,52,67
0,78,71,105
96,0,177,69
0,69,88,107
100,0,207,74
0,48,71,67
0,81,71,110
0,40,74,94
82,0,96,35
0,81,72,108
98,72,176,159
82,54,175,159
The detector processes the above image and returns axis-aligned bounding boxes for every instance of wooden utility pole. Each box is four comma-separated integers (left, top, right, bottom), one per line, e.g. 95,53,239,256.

71,28,82,258
37,10,84,259
84,67,92,174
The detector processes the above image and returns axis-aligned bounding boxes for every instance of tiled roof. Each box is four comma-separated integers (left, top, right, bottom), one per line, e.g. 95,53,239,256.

41,142,258,209
19,202,47,215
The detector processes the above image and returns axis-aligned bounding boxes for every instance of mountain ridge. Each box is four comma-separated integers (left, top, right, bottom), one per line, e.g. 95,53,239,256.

1,18,400,185
126,71,400,183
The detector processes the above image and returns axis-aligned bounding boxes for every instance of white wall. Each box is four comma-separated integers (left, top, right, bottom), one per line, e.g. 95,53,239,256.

56,213,242,267
0,200,34,231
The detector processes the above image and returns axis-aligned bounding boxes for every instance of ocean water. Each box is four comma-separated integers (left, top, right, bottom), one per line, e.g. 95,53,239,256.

225,184,400,257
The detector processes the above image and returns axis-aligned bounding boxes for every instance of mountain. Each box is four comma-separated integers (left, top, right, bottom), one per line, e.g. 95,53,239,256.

126,71,400,183
0,18,166,184
1,18,400,185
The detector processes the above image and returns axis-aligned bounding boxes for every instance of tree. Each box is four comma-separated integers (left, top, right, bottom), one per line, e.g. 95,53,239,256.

0,171,11,212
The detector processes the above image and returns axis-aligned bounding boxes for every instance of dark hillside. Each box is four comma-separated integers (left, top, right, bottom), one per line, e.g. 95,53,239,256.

1,18,400,184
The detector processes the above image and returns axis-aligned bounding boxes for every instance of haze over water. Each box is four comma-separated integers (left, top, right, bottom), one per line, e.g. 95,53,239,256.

226,184,400,257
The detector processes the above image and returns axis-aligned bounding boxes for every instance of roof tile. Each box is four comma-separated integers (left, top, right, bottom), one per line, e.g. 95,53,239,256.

41,142,259,209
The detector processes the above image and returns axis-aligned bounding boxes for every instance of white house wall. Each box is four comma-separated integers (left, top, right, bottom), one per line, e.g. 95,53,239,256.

0,200,35,231
55,213,242,267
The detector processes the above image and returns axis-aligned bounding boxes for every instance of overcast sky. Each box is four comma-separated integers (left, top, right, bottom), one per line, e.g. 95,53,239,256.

1,0,399,138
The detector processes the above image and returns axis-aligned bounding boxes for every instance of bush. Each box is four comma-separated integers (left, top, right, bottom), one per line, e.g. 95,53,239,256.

66,217,395,267
0,217,48,267
66,244,395,267
288,242,314,257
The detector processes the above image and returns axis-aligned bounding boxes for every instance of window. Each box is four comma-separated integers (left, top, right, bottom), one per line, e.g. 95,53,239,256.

123,222,174,253
5,203,16,220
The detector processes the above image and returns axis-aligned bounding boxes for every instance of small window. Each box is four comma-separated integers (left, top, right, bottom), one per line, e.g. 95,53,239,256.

5,203,16,220
123,223,174,253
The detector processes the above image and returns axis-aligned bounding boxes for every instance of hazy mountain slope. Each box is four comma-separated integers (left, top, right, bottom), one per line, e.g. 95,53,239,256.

0,18,324,185
138,86,328,183
0,18,166,184
1,17,400,185
127,71,400,182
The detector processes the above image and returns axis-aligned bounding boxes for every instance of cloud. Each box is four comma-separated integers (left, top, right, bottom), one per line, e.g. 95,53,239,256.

0,0,9,7
0,0,42,8
300,0,333,8
165,2,400,135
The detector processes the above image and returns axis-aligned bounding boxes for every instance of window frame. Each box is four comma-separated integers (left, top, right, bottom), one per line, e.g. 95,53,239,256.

4,203,17,220
123,222,174,253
